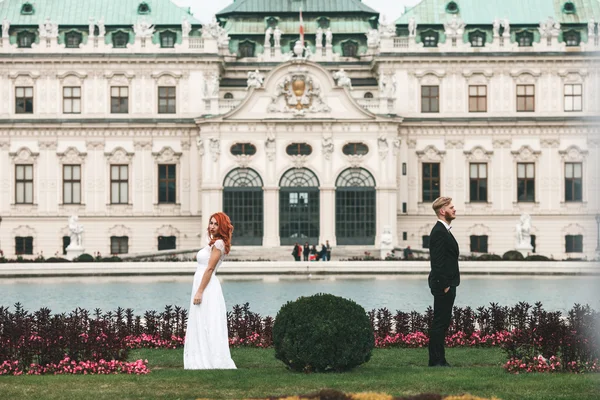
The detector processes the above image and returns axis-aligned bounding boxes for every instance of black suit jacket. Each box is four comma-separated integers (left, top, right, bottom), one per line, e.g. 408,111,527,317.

428,221,460,294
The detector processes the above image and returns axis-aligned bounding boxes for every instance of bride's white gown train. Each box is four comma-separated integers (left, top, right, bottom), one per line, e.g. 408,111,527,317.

183,239,236,369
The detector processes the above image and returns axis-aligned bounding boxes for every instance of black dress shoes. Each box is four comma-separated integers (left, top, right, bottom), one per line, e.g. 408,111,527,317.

428,361,451,367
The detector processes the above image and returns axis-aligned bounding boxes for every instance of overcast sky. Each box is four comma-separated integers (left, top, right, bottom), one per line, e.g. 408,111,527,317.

181,0,421,23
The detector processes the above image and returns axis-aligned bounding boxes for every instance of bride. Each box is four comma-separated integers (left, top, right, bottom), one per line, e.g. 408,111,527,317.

184,212,236,369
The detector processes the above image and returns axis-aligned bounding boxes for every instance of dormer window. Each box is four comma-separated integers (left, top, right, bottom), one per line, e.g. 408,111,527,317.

65,31,83,48
564,30,581,46
563,2,576,14
516,31,533,47
445,1,459,14
317,17,330,29
238,40,255,58
266,17,278,28
112,31,130,48
421,30,439,47
20,2,34,15
138,2,151,14
160,31,176,48
469,31,486,47
341,40,358,57
17,31,35,48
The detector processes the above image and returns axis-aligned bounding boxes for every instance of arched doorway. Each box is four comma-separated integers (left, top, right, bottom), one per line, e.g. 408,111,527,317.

279,168,320,245
335,168,376,245
223,168,264,245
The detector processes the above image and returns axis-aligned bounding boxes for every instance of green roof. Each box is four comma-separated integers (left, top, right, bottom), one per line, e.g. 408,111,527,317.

0,0,201,25
396,0,600,25
222,16,373,34
217,0,378,16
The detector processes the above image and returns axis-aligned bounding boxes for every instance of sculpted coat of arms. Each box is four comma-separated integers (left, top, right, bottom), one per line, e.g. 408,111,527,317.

268,73,331,115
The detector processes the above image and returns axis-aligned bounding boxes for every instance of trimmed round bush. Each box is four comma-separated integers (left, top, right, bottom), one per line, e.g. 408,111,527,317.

101,256,123,262
45,257,71,263
525,254,550,261
273,293,374,372
502,250,524,261
74,253,95,263
476,254,502,261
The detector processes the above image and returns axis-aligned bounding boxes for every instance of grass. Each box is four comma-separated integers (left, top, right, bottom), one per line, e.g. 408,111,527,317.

0,347,598,400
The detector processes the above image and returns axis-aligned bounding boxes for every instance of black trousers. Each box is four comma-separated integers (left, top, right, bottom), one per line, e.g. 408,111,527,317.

428,286,456,366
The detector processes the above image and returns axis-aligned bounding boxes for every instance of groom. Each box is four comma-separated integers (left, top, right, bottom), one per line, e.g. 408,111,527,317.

428,197,460,367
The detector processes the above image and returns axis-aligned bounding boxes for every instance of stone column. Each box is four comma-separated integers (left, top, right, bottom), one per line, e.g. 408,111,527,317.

263,186,280,246
319,187,335,246
85,140,105,214
0,140,10,213
133,139,152,214
38,140,58,215
180,138,192,216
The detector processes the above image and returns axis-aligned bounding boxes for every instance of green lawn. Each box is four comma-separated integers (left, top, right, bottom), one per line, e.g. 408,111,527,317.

0,348,598,400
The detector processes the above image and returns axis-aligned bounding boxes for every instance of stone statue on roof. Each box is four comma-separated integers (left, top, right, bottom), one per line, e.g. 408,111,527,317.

538,17,561,38
366,29,380,47
247,69,264,90
408,17,417,37
502,18,510,38
134,19,155,38
333,69,352,89
88,17,95,38
378,14,396,38
492,18,500,37
182,17,191,38
98,18,106,37
444,15,465,38
273,26,282,47
588,19,596,37
2,18,9,38
316,27,323,47
325,27,333,46
264,27,273,47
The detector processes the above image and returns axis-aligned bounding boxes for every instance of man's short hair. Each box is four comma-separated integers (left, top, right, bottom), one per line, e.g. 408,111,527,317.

432,197,452,216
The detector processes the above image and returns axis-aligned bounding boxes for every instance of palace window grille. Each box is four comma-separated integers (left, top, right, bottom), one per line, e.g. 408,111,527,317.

565,162,582,202
17,31,35,48
516,31,533,47
230,143,257,156
422,31,439,47
517,84,535,112
15,87,33,114
421,85,439,113
160,31,176,48
422,163,440,202
470,235,488,253
564,84,582,112
158,236,176,251
364,92,374,99
279,168,319,246
112,31,129,48
15,236,33,255
63,165,81,204
342,143,369,155
158,164,176,204
335,168,376,245
469,163,487,202
224,92,234,99
468,85,487,112
15,164,33,204
517,162,535,202
286,143,312,156
469,31,486,47
565,235,583,253
65,31,82,48
223,168,264,246
63,87,81,114
110,236,129,254
158,86,176,114
564,31,580,46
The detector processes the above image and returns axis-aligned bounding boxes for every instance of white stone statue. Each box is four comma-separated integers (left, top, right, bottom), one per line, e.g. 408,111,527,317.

2,18,9,38
134,19,155,38
98,18,105,37
539,17,561,38
322,135,334,159
408,17,417,37
444,15,466,38
502,18,510,38
273,26,282,47
88,17,95,38
325,28,333,46
333,69,352,89
182,17,191,38
264,26,273,47
366,29,380,47
316,27,323,47
381,225,393,247
38,18,58,39
67,215,84,250
378,14,396,38
206,73,219,97
515,213,532,249
247,69,264,90
588,19,596,37
492,18,500,37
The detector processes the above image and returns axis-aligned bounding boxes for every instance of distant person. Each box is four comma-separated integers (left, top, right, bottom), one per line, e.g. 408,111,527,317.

184,212,236,370
403,246,414,260
427,197,460,368
303,242,310,261
326,240,332,261
291,243,300,261
310,244,318,261
320,244,328,261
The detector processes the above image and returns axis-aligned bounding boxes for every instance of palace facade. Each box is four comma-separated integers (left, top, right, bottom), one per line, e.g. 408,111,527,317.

0,0,599,260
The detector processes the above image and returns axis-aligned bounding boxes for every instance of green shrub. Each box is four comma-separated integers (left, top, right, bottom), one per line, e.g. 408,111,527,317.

101,256,123,262
74,253,95,263
273,293,374,372
525,254,550,261
502,251,524,261
45,257,71,263
476,254,502,261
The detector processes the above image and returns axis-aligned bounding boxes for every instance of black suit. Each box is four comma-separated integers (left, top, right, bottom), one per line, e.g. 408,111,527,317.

427,220,460,366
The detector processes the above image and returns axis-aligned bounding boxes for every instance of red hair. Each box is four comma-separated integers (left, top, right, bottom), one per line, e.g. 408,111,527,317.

207,212,233,254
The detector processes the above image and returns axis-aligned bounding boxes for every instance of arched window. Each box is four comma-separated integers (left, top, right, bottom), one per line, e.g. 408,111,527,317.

286,143,312,156
238,41,256,58
317,17,330,29
230,143,257,156
364,92,374,99
421,30,439,47
224,92,234,99
160,31,176,48
20,3,34,15
446,1,459,13
562,1,576,14
112,31,130,48
138,2,151,14
516,31,533,47
223,168,264,245
469,31,486,47
341,40,358,57
17,31,36,48
65,31,82,48
336,168,376,245
342,142,369,155
279,168,320,245
563,30,581,46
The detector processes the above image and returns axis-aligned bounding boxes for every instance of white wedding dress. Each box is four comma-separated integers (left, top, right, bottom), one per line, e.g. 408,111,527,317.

183,239,236,369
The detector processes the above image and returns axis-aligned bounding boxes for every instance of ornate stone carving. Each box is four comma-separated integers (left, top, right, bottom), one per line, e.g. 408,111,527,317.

133,140,152,151
322,135,334,160
105,147,134,164
416,145,445,161
133,19,155,39
234,154,253,168
181,140,191,151
463,146,493,161
445,139,464,149
153,147,182,163
86,140,105,150
444,15,466,39
265,133,276,161
540,138,560,148
290,155,309,169
38,140,58,150
378,134,389,160
559,145,588,162
333,69,352,89
247,70,264,90
57,147,87,163
268,73,331,115
492,138,512,149
511,145,541,162
9,147,39,164
346,154,364,168
108,224,132,237
196,137,205,156
209,138,220,162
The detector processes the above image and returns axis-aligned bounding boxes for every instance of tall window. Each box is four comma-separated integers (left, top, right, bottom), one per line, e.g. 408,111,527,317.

158,87,176,114
469,163,487,202
15,87,33,114
517,163,535,202
158,236,176,250
422,163,440,202
15,165,33,204
565,235,583,253
470,235,488,253
63,87,81,114
565,162,582,202
111,86,129,113
110,236,129,254
279,168,320,246
223,168,264,246
63,165,81,204
15,237,33,255
110,165,128,204
516,85,535,112
564,84,582,112
158,164,176,204
335,168,376,245
421,86,439,113
468,85,487,112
